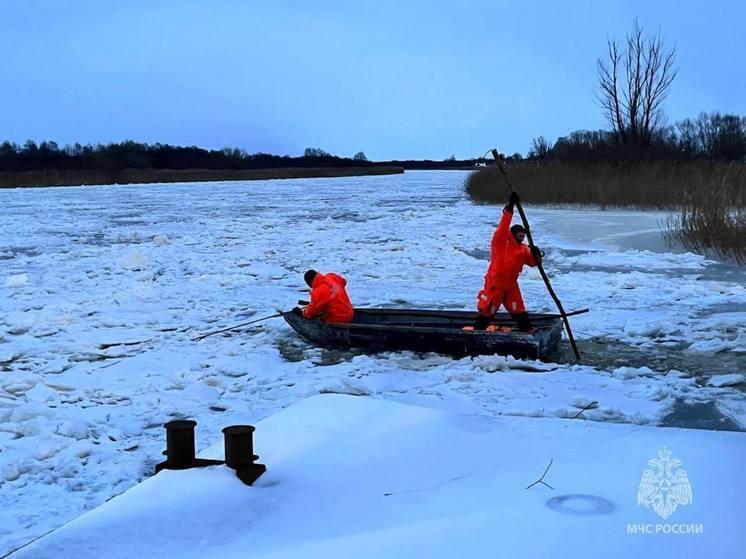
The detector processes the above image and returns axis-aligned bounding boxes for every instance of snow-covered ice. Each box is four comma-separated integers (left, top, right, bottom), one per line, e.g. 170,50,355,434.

707,373,745,388
14,395,746,559
4,273,28,288
1,171,745,555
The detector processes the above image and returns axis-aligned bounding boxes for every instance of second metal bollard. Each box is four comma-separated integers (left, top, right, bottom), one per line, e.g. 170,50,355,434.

222,425,266,485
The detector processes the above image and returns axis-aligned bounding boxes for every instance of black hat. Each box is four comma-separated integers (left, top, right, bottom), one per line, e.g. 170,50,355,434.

510,224,526,236
304,269,318,287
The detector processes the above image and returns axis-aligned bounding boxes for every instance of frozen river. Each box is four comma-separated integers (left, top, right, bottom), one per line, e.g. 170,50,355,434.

1,170,745,553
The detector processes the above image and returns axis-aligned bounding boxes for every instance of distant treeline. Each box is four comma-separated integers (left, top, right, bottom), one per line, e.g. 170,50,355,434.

524,112,746,163
0,141,475,172
0,166,405,188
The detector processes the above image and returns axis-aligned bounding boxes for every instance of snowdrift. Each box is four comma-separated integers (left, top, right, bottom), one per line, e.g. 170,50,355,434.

15,394,746,559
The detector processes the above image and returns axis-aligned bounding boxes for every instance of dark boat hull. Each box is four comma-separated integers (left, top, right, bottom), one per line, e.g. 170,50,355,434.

283,308,564,360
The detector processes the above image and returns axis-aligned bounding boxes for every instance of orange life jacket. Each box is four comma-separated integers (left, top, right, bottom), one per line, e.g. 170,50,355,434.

484,209,537,289
303,272,354,323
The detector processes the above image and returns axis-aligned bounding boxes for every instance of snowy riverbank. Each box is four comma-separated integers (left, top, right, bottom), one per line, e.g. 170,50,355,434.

1,170,744,554
14,395,746,559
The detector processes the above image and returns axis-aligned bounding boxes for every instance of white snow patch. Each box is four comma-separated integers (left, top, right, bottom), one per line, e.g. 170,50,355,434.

118,251,147,270
707,374,745,388
25,383,56,403
611,366,655,379
5,273,28,288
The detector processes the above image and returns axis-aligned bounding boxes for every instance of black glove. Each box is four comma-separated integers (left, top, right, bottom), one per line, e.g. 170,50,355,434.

291,307,303,316
531,246,544,260
505,191,519,213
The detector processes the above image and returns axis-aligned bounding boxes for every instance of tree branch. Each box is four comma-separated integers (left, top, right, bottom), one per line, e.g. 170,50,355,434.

526,458,554,490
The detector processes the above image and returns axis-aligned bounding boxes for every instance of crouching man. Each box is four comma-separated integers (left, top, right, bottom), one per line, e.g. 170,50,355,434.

292,269,354,323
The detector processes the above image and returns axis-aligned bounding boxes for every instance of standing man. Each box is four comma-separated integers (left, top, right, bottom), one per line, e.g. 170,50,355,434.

475,192,543,331
293,269,354,323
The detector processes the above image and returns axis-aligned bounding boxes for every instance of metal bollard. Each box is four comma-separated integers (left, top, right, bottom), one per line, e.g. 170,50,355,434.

164,419,197,468
222,425,266,485
155,419,223,474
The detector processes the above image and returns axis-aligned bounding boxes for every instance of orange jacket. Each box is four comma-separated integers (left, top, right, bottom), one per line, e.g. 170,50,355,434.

303,272,354,323
484,209,538,289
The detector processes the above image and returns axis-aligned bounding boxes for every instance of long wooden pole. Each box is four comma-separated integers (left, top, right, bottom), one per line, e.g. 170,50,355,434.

490,149,581,360
192,312,285,341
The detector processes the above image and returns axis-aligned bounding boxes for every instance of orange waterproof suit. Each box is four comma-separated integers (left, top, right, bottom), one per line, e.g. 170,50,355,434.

303,272,354,323
477,208,538,316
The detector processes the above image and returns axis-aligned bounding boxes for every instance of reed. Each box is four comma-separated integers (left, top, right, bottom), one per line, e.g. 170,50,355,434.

465,161,746,264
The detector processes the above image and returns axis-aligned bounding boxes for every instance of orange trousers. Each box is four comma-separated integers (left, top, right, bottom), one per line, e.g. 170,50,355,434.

477,284,526,316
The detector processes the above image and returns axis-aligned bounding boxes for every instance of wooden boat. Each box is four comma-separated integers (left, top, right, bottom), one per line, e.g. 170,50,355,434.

282,308,565,360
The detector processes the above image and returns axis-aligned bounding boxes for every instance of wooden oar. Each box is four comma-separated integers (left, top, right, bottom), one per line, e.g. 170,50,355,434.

490,149,582,360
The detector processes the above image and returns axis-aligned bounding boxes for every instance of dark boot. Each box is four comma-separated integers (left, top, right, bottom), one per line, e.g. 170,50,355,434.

511,312,533,332
474,314,492,330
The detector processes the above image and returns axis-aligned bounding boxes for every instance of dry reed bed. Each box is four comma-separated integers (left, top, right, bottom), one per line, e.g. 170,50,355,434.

465,162,746,264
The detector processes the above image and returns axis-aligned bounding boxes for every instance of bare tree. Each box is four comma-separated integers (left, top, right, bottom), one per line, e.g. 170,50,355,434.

303,147,331,157
597,20,678,147
529,136,550,160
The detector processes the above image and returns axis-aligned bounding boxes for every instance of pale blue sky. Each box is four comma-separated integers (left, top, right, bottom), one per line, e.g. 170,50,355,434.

1,0,744,159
